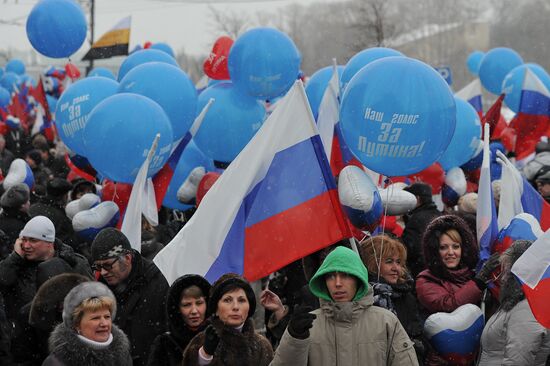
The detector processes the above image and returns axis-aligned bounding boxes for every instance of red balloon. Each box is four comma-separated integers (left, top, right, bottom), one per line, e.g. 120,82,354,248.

203,36,233,80
143,41,153,49
102,179,133,226
65,62,81,80
408,162,445,194
196,172,221,206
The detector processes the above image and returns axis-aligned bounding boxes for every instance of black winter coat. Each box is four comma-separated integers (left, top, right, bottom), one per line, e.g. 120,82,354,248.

100,253,169,366
0,208,29,259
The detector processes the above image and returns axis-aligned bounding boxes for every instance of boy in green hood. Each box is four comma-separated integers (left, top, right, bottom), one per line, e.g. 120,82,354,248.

270,246,418,366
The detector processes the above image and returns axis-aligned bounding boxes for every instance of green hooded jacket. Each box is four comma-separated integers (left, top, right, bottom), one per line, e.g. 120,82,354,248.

309,246,369,301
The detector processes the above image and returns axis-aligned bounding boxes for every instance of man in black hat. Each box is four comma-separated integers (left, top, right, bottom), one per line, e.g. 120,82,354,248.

402,182,441,277
91,228,169,366
0,183,30,258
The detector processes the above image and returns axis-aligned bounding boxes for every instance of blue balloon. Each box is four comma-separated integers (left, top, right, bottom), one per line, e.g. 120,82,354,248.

305,65,344,120
479,48,523,95
163,140,215,210
19,74,37,87
6,59,25,75
118,62,198,141
341,47,404,91
228,27,301,99
0,87,10,108
88,67,116,80
193,81,266,163
438,98,482,171
0,72,20,94
55,77,119,155
0,68,4,80
466,51,484,76
207,78,225,87
340,57,456,176
501,63,550,113
150,42,175,58
118,49,179,81
46,95,58,113
84,93,174,183
26,0,87,58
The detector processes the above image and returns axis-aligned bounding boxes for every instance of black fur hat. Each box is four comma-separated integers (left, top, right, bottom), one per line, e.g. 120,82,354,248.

208,273,256,319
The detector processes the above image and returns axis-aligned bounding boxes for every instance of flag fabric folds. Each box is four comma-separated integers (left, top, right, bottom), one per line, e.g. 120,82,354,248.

481,94,505,139
154,81,351,284
455,78,483,117
82,16,131,61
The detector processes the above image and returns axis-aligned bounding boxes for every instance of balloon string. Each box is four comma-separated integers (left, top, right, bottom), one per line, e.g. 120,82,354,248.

375,176,394,283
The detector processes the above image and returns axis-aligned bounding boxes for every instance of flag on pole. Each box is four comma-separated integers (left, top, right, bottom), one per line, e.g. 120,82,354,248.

121,134,160,251
456,78,483,117
511,228,550,328
154,81,351,284
82,16,131,61
481,94,505,139
317,61,340,162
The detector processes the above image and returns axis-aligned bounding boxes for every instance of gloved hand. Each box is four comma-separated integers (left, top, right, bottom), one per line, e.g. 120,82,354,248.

288,305,317,340
475,252,501,284
202,325,220,356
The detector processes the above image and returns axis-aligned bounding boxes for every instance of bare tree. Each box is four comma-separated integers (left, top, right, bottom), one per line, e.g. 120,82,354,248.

207,5,250,39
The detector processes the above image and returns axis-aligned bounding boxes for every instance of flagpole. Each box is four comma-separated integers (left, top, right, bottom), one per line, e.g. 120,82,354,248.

87,0,96,75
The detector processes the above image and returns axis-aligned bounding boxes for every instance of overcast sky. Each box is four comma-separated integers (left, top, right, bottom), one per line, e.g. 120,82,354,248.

0,0,342,57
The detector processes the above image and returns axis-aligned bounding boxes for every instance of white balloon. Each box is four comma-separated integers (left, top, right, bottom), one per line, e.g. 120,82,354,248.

65,193,101,219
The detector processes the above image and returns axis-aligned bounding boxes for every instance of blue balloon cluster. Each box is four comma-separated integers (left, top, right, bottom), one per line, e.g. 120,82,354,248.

6,59,25,75
83,93,174,183
193,82,266,163
478,48,523,95
0,87,10,108
55,77,119,156
228,27,301,99
88,67,116,80
305,65,344,120
466,51,484,76
150,42,175,58
438,97,482,171
118,49,179,81
501,63,550,113
340,57,456,176
119,62,198,141
0,72,20,94
26,0,87,58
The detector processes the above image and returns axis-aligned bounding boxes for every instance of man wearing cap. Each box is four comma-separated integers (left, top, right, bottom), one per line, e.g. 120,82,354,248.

534,165,550,203
91,227,169,366
0,216,91,325
402,182,441,277
270,246,418,365
0,183,30,258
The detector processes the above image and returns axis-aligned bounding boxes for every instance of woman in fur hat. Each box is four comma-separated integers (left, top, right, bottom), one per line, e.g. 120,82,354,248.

478,240,550,365
42,282,132,366
182,273,273,366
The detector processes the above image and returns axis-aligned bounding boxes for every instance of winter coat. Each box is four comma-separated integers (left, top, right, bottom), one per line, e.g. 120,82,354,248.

42,323,132,366
0,240,91,322
147,274,211,366
100,252,168,366
182,317,273,366
402,202,441,277
271,246,418,366
0,208,30,258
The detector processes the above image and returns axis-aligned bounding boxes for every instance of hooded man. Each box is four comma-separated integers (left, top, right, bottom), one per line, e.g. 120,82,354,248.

270,246,418,366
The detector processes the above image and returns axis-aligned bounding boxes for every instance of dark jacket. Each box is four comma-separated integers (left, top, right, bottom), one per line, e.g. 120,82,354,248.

147,274,210,366
0,208,30,258
0,147,15,176
42,323,132,366
182,317,273,366
402,202,441,277
100,252,168,366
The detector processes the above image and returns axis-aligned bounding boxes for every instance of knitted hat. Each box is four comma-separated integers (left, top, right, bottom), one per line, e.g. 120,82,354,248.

20,216,55,242
403,182,432,199
458,192,477,214
62,281,116,329
91,228,132,262
46,178,72,198
26,149,42,165
70,178,97,201
208,273,256,319
0,183,29,208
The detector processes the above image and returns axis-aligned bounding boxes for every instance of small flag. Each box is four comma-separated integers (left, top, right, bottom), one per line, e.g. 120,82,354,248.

82,16,131,61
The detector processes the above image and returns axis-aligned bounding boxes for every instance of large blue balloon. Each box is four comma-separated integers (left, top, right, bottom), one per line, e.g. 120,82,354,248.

228,27,301,99
478,48,523,95
88,67,116,80
305,65,344,120
163,140,215,210
0,68,4,80
501,63,550,113
84,93,174,183
0,72,20,94
438,97,481,171
466,51,484,76
150,42,175,58
6,59,25,75
193,81,266,163
55,77,119,156
118,62,198,141
341,47,404,91
118,49,179,81
26,0,87,58
0,87,10,108
340,57,456,176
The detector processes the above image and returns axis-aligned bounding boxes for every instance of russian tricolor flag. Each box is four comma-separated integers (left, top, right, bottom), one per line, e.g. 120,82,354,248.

511,228,550,328
455,78,483,117
493,213,543,254
154,81,351,284
513,69,550,164
520,176,550,231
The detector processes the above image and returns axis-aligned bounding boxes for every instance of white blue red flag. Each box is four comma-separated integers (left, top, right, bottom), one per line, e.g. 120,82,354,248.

493,213,543,254
511,228,550,328
455,78,483,117
154,81,351,284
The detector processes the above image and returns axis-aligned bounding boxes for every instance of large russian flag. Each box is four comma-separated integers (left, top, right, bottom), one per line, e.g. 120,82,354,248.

511,228,550,328
154,81,351,284
513,69,550,164
455,78,483,117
